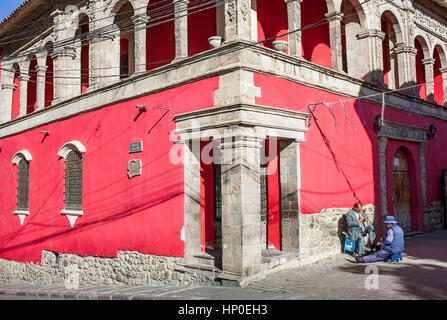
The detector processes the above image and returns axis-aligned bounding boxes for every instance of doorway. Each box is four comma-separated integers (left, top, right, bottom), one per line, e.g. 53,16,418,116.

392,148,413,232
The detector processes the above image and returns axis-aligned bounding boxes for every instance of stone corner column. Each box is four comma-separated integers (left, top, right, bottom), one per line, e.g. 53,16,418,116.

284,0,303,58
224,0,252,43
219,132,263,278
325,11,344,72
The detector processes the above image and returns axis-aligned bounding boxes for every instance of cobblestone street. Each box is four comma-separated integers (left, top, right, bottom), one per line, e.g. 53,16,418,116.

246,230,447,299
0,231,446,300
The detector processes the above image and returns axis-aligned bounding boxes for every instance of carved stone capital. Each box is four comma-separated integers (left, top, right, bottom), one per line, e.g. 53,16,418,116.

356,29,386,41
35,65,48,73
131,13,149,25
422,58,436,66
51,46,77,60
1,83,17,90
325,11,344,22
18,75,30,82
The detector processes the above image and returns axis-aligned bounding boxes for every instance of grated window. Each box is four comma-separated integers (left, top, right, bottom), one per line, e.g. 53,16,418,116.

65,151,83,210
17,159,30,211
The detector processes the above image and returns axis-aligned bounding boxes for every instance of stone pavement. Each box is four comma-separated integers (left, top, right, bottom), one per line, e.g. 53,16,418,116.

0,230,446,300
247,230,447,300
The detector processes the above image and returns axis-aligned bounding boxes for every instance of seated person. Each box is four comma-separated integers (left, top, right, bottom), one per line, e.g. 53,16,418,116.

356,215,404,263
346,202,376,257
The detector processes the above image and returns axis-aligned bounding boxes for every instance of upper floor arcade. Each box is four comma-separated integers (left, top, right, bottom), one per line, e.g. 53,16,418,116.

1,0,447,125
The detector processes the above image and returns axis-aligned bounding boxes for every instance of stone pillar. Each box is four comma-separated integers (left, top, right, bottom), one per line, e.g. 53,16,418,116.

378,136,388,235
18,75,30,116
440,67,447,106
51,9,78,102
132,10,149,74
183,139,202,263
0,84,17,122
325,11,344,72
51,47,77,103
284,0,303,58
174,0,189,60
88,28,120,88
224,0,252,42
35,65,48,110
219,131,262,277
279,140,300,252
406,46,418,95
393,43,414,89
356,29,386,84
422,58,435,101
420,142,432,232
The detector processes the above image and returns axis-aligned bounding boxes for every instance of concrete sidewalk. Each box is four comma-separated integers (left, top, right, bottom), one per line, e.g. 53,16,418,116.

0,230,446,300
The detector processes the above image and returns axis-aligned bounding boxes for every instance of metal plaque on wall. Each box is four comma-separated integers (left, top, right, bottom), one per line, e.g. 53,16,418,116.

129,141,143,154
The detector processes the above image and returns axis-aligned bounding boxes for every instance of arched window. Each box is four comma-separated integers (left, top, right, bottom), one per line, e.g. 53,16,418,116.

433,45,445,106
17,158,30,212
188,0,218,56
58,141,86,227
146,0,175,70
381,12,402,89
27,56,38,114
114,1,135,79
11,63,21,120
414,36,428,100
256,0,288,53
12,150,32,225
44,43,54,107
301,0,331,68
76,14,90,93
340,0,365,76
65,151,83,211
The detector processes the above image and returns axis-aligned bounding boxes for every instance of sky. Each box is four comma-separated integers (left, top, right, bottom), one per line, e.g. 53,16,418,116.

0,0,25,22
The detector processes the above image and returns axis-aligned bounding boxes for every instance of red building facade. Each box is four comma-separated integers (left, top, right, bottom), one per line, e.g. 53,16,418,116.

0,0,446,286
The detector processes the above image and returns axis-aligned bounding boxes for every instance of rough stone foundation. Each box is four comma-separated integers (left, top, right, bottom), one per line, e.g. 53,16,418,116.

299,204,376,265
0,250,219,287
429,201,445,231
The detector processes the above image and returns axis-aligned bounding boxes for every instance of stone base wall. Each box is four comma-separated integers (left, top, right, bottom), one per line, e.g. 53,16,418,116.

0,250,218,287
299,205,376,266
429,201,445,231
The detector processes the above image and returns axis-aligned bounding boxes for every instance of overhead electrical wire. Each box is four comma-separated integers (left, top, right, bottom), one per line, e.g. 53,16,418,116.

3,0,442,112
1,0,372,79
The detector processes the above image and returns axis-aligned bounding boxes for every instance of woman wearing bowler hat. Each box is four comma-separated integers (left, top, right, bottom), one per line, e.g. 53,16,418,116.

356,216,404,263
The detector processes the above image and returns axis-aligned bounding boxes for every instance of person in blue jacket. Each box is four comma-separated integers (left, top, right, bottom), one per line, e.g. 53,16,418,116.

355,215,404,263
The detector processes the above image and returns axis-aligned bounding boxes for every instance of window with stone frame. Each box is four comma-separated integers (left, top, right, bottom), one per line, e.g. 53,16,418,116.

64,150,83,211
16,158,30,212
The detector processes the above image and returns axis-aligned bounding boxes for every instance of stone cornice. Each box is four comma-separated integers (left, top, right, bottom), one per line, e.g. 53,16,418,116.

1,41,446,139
174,103,308,142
